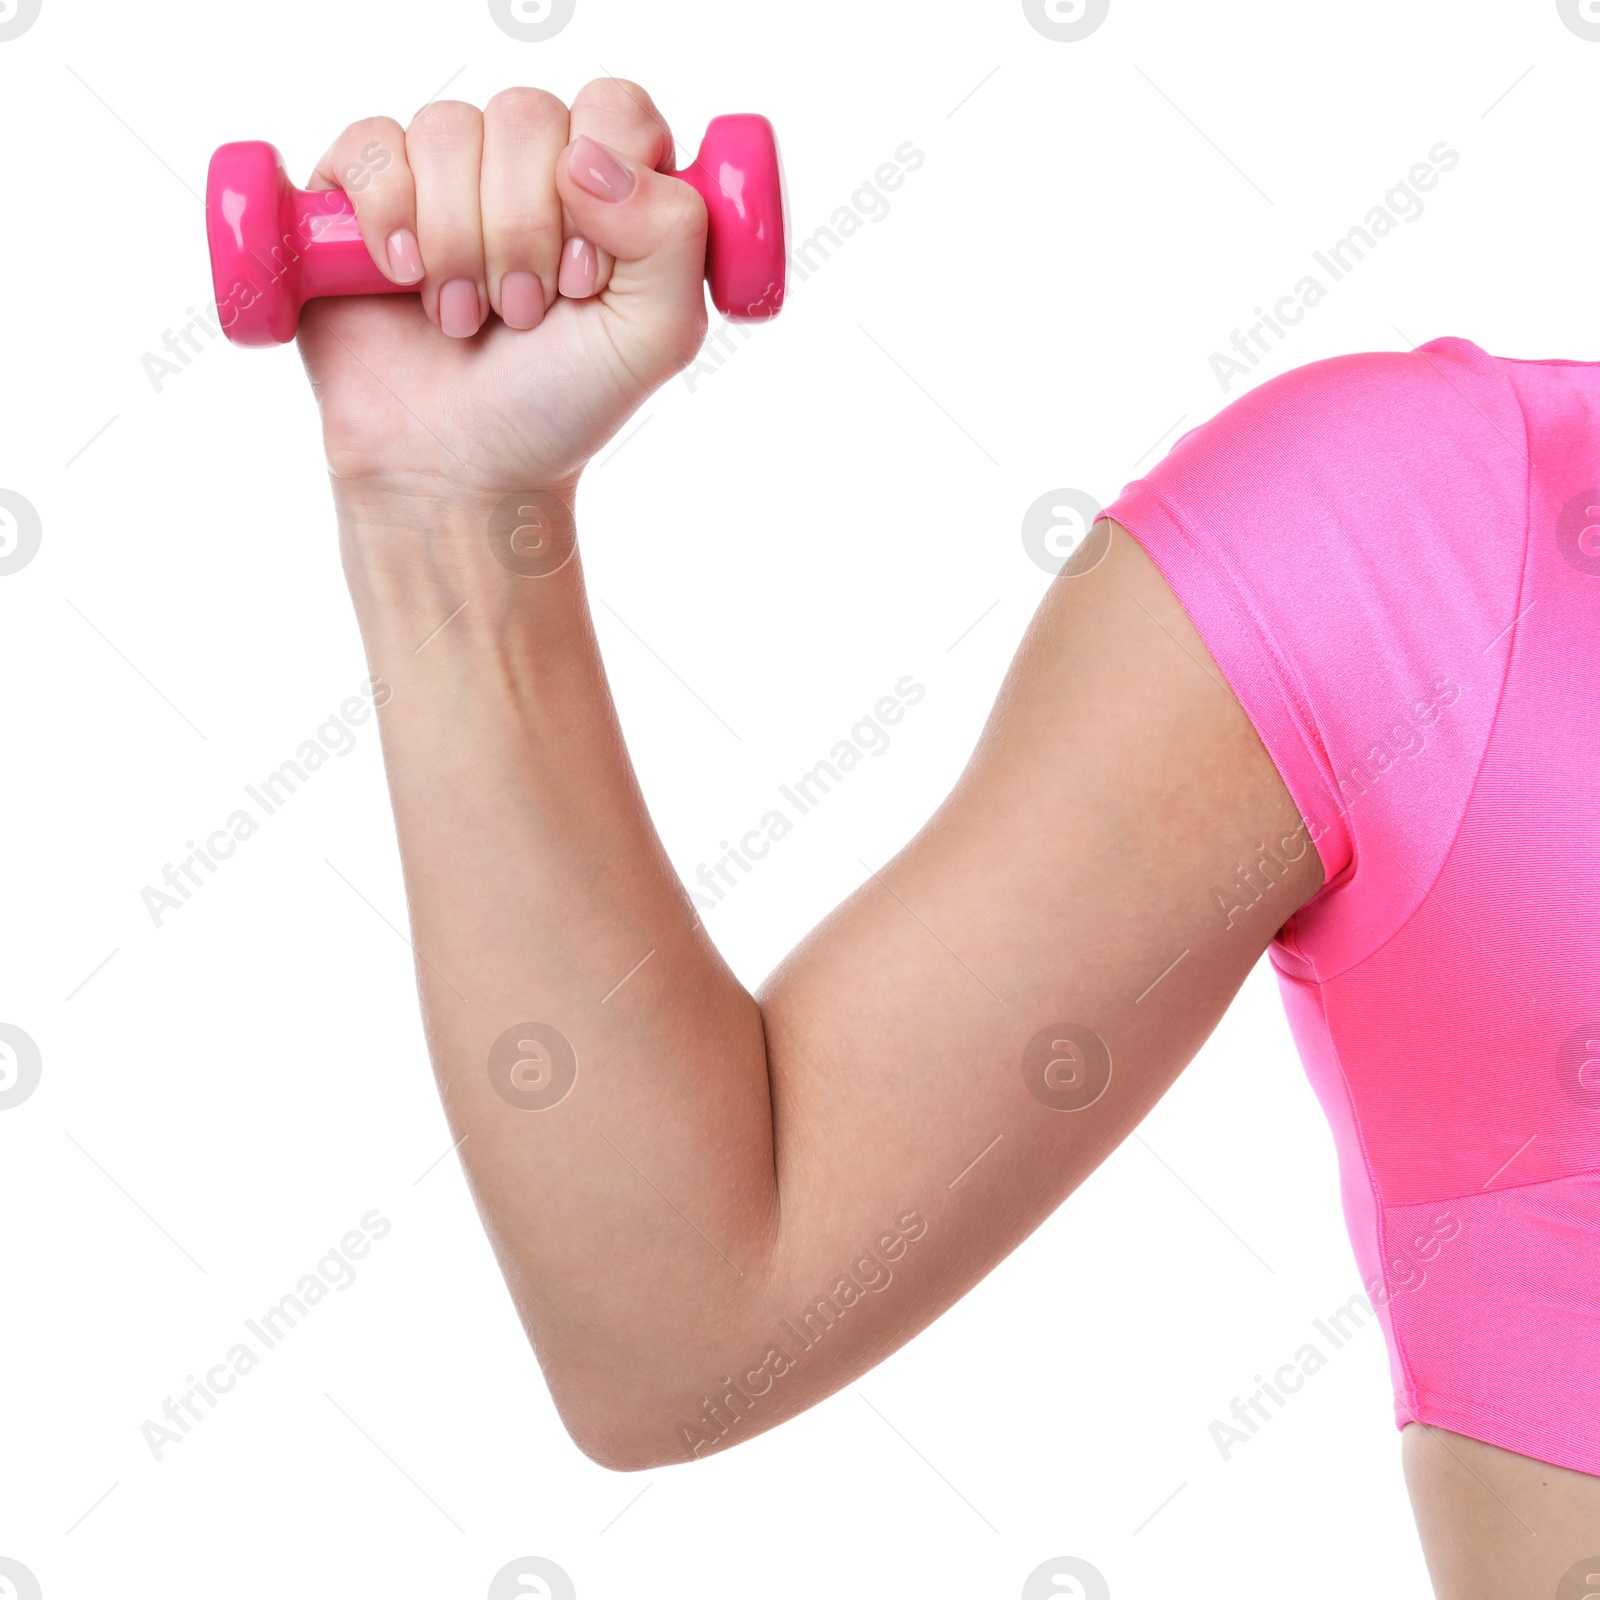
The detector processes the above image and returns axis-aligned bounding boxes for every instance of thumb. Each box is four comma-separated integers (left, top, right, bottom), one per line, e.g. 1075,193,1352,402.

557,135,709,370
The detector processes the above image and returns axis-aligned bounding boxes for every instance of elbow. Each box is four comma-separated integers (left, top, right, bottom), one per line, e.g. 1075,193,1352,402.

536,1324,789,1470
558,1404,710,1474
552,1379,765,1473
549,1381,707,1473
566,1423,683,1474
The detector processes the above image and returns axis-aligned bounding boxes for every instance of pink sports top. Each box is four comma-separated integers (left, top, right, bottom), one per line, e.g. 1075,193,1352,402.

1099,336,1600,1474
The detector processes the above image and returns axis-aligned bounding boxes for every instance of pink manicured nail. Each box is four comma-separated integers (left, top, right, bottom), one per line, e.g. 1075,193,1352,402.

559,237,598,299
500,271,546,330
567,136,636,203
385,228,424,283
439,278,482,337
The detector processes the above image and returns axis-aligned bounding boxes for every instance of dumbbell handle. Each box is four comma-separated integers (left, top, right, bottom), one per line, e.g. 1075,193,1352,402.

286,189,403,302
207,114,787,345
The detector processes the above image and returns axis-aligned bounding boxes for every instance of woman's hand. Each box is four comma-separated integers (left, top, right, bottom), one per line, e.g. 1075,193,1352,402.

296,79,710,510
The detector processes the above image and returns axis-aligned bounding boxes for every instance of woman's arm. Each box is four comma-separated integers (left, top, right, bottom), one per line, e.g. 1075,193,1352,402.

301,80,1323,1469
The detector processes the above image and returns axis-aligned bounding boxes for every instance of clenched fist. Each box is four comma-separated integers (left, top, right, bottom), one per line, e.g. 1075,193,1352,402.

298,79,711,508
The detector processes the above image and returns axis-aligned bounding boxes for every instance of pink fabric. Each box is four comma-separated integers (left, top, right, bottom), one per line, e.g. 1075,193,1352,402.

1099,336,1600,1474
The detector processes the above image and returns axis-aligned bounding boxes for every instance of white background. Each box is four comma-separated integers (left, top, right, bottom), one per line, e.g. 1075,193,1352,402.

0,1,1590,1595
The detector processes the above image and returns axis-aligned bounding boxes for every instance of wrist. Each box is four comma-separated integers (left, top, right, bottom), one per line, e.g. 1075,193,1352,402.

334,478,595,676
336,474,580,591
333,470,580,541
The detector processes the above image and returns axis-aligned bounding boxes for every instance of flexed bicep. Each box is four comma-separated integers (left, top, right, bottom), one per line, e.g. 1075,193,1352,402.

669,521,1323,1460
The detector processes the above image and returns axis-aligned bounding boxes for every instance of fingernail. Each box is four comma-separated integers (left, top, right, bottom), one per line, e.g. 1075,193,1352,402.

568,135,636,204
439,278,482,338
500,270,546,330
386,228,424,283
558,237,598,299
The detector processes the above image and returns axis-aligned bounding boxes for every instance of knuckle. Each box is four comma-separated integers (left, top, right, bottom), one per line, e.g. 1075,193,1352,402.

573,75,656,124
487,213,564,260
572,74,629,105
333,118,406,197
335,115,401,154
664,179,709,241
408,98,483,144
484,85,567,136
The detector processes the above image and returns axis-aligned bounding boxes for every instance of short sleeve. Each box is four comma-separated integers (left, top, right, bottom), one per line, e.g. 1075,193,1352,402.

1097,339,1530,976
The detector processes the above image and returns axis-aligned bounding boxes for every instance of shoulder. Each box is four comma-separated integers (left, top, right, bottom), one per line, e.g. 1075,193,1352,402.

1115,340,1528,558
1099,339,1529,909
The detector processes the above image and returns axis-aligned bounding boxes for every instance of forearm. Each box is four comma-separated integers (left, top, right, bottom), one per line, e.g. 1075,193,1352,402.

296,87,994,1472
339,490,782,1451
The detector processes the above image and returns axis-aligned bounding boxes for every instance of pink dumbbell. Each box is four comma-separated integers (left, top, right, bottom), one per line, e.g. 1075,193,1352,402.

206,114,787,346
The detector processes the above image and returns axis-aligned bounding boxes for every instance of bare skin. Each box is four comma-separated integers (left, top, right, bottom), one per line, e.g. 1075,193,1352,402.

1403,1424,1600,1598
293,78,1599,1593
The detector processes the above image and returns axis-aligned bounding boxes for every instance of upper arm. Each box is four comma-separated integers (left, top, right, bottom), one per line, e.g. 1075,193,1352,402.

734,519,1322,1443
717,339,1530,1453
